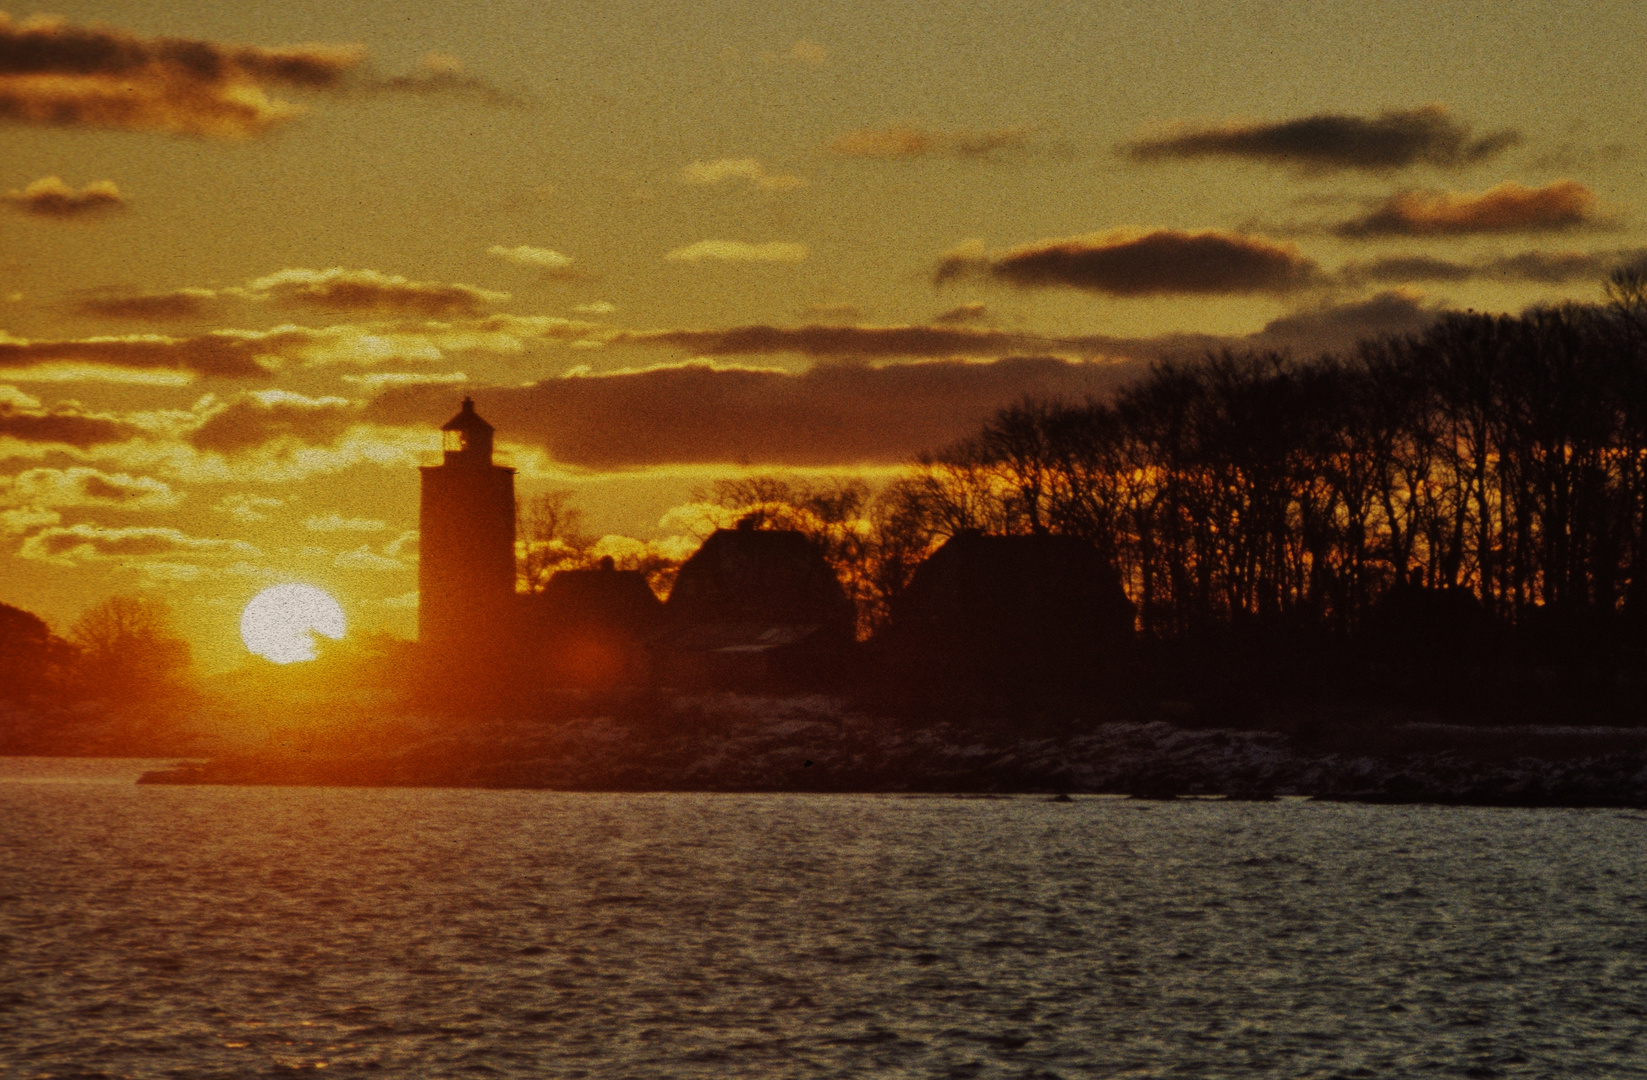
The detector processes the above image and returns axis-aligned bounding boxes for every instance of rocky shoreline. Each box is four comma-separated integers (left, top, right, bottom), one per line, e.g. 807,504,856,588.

134,694,1647,807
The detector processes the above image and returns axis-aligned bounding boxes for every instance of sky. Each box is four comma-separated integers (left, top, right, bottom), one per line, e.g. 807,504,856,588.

2,0,1644,669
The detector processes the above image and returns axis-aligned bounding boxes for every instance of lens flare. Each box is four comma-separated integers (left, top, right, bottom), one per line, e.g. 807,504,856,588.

240,584,346,664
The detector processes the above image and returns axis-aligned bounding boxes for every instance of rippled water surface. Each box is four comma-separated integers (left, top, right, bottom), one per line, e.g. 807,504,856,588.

2,758,1645,1079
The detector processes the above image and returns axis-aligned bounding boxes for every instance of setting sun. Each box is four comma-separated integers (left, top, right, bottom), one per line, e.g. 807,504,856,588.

240,585,346,664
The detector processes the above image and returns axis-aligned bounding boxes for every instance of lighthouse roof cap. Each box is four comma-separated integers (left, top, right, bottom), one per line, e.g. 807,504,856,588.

441,397,494,434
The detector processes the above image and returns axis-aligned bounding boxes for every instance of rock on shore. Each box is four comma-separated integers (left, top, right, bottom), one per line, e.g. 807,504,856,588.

135,694,1647,806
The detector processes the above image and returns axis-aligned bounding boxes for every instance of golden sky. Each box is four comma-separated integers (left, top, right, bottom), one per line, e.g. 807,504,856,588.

3,1,1644,668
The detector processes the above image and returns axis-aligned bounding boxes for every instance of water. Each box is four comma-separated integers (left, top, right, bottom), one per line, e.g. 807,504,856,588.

2,759,1644,1078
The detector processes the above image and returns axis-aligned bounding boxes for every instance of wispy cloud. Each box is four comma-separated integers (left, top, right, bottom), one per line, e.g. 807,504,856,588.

0,13,363,136
333,544,405,571
664,240,808,263
188,390,360,455
2,176,124,218
354,53,524,107
1123,105,1519,174
788,40,828,66
0,330,278,378
340,370,467,392
304,513,386,532
215,493,284,523
1332,180,1600,238
75,287,221,321
935,230,1321,296
933,302,987,324
486,244,579,278
826,125,1038,160
0,16,515,139
1254,291,1443,352
614,323,1072,359
0,466,179,510
248,268,508,317
1338,247,1647,286
19,522,257,565
679,158,805,191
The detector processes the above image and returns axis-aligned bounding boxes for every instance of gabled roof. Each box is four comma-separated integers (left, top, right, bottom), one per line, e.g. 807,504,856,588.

666,525,854,631
891,530,1133,635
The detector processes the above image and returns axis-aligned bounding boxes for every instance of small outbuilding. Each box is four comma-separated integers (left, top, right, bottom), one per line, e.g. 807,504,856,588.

872,530,1134,702
520,557,665,687
654,520,855,690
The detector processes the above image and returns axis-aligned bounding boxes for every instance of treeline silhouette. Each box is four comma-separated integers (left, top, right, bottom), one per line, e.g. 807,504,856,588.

682,279,1647,723
895,300,1647,640
0,596,200,753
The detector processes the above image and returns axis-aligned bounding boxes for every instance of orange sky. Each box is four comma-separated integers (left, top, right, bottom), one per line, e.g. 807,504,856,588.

3,2,1644,668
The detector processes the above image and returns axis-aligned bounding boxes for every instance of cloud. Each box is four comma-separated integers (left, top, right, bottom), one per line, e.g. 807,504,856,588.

355,53,524,107
0,466,179,510
788,40,828,66
825,125,1037,159
615,323,1085,359
486,244,578,279
304,513,386,532
3,176,124,218
75,287,222,320
20,311,583,375
664,240,808,264
1,506,57,535
1254,291,1444,352
572,301,615,315
0,330,277,378
937,230,1321,296
248,268,508,316
384,530,419,558
365,356,1143,468
333,544,404,571
0,395,145,447
189,390,360,454
1333,180,1599,238
1339,247,1647,286
679,158,805,191
1123,105,1519,173
19,522,257,564
0,13,363,137
341,370,467,392
215,493,284,523
0,364,194,385
933,302,987,324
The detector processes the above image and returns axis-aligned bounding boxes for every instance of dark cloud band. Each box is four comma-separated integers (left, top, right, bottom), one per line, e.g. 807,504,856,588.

937,230,1320,296
0,402,144,448
367,357,1144,468
1123,106,1519,173
1333,180,1598,238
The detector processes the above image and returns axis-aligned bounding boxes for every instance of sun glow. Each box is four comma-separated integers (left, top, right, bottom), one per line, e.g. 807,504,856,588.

240,584,346,664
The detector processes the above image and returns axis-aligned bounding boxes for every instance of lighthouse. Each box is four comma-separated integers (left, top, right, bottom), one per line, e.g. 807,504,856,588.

418,398,516,653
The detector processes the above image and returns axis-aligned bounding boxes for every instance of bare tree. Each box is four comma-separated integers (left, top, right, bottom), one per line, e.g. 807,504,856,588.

70,596,191,698
517,490,593,593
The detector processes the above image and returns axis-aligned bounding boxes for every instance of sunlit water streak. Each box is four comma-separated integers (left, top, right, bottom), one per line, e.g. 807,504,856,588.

1,758,1644,1079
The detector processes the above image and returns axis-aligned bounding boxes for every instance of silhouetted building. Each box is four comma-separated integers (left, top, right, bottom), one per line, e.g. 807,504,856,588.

419,399,516,656
656,519,854,690
873,531,1134,702
522,557,665,687
1363,571,1497,672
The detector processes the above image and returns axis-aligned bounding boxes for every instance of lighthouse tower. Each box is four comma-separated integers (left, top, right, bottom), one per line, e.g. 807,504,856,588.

418,398,516,652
